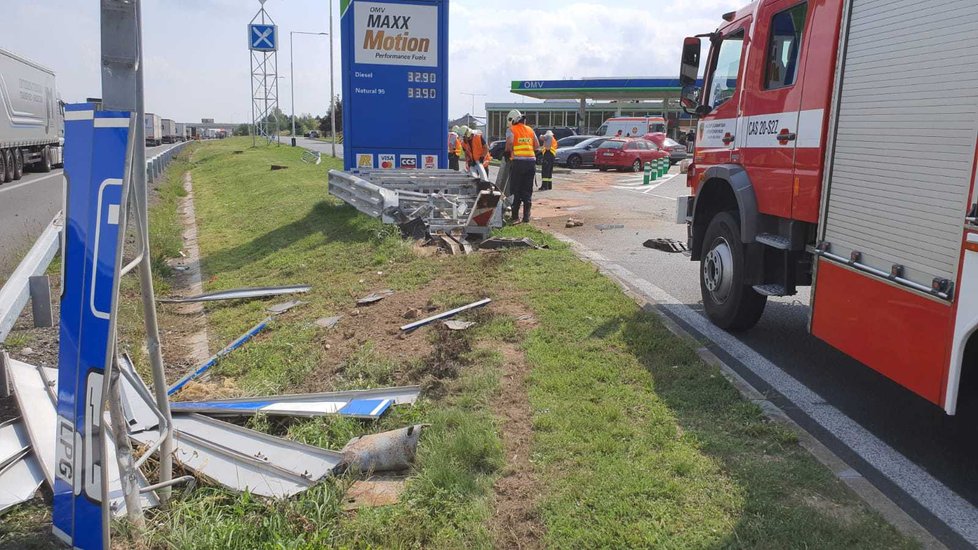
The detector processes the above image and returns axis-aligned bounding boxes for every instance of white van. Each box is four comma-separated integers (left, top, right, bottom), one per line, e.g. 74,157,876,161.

596,117,667,137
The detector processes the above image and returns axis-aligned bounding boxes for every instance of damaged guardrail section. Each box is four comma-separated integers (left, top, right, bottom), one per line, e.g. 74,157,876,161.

0,214,62,343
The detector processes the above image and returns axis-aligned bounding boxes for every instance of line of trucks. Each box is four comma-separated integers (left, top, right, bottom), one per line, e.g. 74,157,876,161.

1,47,196,185
143,113,190,146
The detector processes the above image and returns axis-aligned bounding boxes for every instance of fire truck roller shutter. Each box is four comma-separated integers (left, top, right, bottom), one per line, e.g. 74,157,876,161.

819,0,978,290
691,164,760,261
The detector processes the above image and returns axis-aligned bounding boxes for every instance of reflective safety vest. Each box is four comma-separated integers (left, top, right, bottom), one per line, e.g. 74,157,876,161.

448,133,462,156
464,133,488,162
511,123,536,159
547,135,558,155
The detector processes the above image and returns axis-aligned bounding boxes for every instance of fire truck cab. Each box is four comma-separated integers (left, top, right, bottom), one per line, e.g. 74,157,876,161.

678,0,978,414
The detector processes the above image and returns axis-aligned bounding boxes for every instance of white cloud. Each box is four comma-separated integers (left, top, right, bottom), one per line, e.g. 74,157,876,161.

5,0,744,122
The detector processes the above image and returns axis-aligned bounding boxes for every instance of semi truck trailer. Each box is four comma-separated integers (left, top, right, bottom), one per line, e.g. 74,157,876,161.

175,122,189,142
0,48,64,183
161,118,177,143
144,113,162,146
678,0,978,414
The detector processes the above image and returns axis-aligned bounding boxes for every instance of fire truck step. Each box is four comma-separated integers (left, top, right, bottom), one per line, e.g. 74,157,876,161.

753,284,788,297
755,233,792,250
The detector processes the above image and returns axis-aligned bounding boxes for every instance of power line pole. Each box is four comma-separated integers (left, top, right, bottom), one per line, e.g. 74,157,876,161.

460,92,486,122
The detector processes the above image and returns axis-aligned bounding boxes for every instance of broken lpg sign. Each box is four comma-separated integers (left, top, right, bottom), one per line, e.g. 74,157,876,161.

341,0,448,171
54,105,133,549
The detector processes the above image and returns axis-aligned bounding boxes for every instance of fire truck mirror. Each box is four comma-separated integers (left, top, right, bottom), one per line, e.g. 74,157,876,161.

680,37,701,86
681,84,705,116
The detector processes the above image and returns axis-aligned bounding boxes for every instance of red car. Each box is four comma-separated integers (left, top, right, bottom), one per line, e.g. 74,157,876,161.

643,132,688,165
594,138,669,172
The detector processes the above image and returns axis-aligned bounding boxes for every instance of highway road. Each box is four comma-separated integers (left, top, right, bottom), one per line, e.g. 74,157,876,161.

0,143,179,280
532,167,978,549
294,136,343,160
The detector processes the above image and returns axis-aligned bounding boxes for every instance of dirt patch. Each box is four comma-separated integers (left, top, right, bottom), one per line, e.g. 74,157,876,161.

289,271,489,395
491,342,544,549
158,172,211,371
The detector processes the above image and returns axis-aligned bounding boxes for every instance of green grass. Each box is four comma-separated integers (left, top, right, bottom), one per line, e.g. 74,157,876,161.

2,137,916,549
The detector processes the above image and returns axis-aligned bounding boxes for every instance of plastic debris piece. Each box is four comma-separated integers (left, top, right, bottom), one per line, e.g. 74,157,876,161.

316,316,343,329
444,320,475,331
268,300,307,314
357,290,395,306
643,238,689,253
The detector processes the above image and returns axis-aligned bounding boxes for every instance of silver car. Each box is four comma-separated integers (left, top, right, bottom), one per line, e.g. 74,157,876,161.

556,136,608,169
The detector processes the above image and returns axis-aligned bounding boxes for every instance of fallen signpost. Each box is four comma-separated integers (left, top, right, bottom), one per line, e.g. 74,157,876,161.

167,317,273,396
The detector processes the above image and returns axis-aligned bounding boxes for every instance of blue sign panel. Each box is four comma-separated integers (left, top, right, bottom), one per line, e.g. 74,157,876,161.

54,106,131,550
249,23,278,51
341,0,449,171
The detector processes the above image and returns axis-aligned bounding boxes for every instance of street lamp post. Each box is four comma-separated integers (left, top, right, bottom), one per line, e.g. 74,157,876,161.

290,30,328,146
329,0,337,158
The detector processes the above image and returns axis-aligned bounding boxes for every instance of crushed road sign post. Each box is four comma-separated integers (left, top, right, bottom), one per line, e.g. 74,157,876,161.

169,385,421,419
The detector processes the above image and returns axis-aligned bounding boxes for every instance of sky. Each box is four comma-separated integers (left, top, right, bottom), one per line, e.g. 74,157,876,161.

4,0,742,124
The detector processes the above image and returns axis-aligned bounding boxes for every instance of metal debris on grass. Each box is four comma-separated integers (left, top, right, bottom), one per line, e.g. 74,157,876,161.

159,285,311,304
0,449,43,515
400,298,492,332
168,317,273,396
444,320,476,331
339,424,425,474
479,237,546,250
169,385,421,419
267,300,307,314
132,414,343,499
644,238,689,253
357,289,395,306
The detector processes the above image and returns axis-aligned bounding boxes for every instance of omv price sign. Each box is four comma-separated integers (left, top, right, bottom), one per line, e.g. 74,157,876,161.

341,0,448,171
249,24,277,51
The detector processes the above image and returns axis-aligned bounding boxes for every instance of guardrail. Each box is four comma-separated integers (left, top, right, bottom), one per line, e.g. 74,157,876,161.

146,141,190,183
0,141,191,346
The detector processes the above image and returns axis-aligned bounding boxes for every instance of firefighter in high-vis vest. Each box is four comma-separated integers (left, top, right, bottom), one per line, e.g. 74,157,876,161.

539,130,558,191
505,109,540,224
462,126,492,179
448,126,462,171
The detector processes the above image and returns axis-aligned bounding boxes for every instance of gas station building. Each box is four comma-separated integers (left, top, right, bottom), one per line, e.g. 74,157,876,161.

485,78,695,140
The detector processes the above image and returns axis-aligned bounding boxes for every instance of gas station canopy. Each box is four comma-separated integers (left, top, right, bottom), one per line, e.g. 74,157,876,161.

510,78,687,101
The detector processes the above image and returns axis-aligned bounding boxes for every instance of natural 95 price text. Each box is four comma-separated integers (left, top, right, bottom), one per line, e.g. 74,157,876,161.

408,88,437,99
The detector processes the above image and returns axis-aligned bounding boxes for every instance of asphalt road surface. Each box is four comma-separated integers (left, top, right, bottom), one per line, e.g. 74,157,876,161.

531,167,978,549
294,136,343,160
0,143,179,280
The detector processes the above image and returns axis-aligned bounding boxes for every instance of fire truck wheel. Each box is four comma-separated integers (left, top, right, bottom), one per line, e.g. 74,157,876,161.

700,211,767,330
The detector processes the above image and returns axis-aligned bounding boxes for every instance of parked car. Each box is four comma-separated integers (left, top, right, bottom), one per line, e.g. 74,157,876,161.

489,140,506,161
556,137,608,169
594,138,668,172
307,130,320,138
557,135,595,148
643,133,687,164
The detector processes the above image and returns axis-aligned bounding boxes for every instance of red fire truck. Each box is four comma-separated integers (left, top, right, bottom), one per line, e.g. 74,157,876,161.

678,0,978,414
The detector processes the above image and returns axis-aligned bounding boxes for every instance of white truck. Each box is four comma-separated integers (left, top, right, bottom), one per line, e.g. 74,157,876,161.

144,113,162,146
175,122,189,142
0,48,64,183
161,118,177,144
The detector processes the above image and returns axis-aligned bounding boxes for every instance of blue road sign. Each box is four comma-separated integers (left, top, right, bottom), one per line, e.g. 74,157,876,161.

341,0,449,171
249,23,278,51
54,105,132,550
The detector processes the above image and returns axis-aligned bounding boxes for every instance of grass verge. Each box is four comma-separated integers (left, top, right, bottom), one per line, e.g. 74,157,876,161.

2,137,917,549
